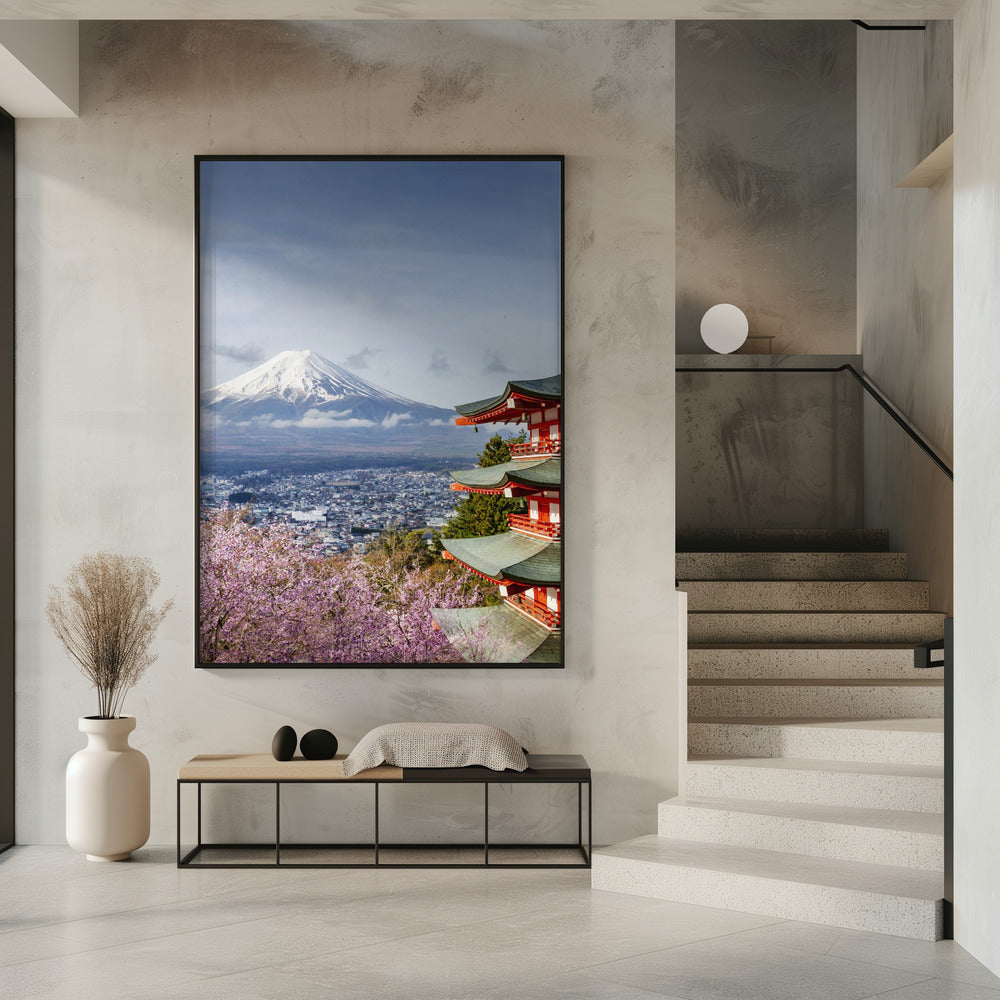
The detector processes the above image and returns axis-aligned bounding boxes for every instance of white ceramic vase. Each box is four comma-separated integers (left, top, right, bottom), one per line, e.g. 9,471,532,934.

66,716,150,861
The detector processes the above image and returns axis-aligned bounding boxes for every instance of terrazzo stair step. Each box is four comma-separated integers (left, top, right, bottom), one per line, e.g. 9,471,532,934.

688,718,945,766
676,551,908,581
686,757,943,812
676,528,890,553
591,836,943,940
680,580,929,612
688,680,943,719
688,611,945,644
688,646,923,680
658,797,943,870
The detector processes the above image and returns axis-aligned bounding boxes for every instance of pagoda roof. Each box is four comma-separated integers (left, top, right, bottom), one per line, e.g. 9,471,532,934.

526,632,562,663
450,456,561,493
443,533,561,586
432,605,557,664
454,375,561,423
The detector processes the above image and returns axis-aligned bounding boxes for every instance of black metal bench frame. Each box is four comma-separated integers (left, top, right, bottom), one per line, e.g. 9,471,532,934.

177,753,591,870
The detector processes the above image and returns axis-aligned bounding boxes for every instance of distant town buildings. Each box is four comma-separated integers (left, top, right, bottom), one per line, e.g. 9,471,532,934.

199,466,457,556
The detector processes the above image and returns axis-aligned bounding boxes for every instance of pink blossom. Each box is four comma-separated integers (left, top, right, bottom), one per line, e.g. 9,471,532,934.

199,511,489,664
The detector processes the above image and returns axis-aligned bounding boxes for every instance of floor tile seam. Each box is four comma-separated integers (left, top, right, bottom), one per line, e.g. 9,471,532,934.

0,865,128,890
271,878,594,921
45,906,299,953
13,914,450,985
0,921,74,940
176,902,788,984
0,942,216,987
841,959,1000,992
799,953,981,990
495,972,675,1000
25,883,287,928
160,872,358,906
742,930,1000,986
588,890,724,917
568,912,948,976
172,917,525,986
17,873,356,945
0,924,101,965
7,893,601,984
547,916,791,975
583,940,942,998
858,973,943,999
0,910,185,945
753,925,840,957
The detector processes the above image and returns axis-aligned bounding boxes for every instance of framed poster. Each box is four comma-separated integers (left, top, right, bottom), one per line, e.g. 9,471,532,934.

197,156,563,667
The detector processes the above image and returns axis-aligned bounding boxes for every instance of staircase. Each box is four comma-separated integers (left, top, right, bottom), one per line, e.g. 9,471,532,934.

592,529,947,941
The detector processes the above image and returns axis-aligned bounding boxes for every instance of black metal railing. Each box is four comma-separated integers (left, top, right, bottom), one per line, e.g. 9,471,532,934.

915,618,953,938
680,363,952,481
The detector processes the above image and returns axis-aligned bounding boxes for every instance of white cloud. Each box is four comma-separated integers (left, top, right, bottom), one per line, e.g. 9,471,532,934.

346,346,380,370
380,412,413,429
271,407,374,429
216,343,266,365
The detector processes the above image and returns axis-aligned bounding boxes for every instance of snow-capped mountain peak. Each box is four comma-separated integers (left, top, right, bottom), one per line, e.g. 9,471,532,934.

203,349,416,409
200,349,476,461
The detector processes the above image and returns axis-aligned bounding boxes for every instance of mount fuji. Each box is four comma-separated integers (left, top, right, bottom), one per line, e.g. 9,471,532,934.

202,349,457,427
201,349,475,468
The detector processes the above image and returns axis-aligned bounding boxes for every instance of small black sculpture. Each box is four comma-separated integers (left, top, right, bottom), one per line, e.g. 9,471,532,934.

272,725,297,761
300,729,338,760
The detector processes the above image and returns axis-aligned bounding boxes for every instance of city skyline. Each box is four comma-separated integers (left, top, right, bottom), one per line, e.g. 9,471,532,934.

200,465,458,558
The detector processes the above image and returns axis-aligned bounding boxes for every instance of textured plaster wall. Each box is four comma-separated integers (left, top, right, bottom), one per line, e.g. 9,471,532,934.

15,20,678,846
857,21,953,613
954,0,1000,978
676,366,862,532
675,20,856,356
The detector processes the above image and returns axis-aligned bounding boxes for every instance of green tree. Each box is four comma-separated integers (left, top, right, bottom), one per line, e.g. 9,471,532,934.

364,523,436,571
442,432,525,540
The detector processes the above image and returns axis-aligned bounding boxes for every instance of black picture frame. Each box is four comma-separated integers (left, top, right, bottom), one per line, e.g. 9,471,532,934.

196,155,564,669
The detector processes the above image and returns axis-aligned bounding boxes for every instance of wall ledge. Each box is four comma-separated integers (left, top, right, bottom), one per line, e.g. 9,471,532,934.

896,134,954,188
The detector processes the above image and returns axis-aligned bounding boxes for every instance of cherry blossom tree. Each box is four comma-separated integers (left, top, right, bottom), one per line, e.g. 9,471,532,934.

199,511,492,664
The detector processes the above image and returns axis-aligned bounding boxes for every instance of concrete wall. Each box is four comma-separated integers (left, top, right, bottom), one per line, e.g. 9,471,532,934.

15,20,678,846
954,0,1000,978
676,360,862,533
857,21,953,614
675,20,856,356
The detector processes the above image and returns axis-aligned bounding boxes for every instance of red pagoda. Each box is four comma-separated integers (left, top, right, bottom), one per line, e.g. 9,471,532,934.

433,375,561,664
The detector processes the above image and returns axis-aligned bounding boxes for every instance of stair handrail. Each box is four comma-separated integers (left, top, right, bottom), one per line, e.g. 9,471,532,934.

678,363,953,481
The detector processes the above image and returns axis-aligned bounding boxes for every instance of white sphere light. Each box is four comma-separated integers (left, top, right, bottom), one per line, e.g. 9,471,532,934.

700,303,749,354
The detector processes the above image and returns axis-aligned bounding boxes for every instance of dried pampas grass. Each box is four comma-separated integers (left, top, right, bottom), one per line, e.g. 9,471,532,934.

46,553,173,719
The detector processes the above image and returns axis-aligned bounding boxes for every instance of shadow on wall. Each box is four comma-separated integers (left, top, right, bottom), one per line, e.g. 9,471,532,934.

676,370,862,533
862,396,953,614
675,19,857,356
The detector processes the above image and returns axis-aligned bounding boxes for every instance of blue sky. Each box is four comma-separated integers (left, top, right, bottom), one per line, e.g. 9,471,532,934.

199,158,562,408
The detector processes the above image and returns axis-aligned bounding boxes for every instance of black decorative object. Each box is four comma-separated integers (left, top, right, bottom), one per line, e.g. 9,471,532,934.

271,726,297,761
300,729,337,760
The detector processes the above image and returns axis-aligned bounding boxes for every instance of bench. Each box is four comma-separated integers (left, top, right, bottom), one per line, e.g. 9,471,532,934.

177,752,591,869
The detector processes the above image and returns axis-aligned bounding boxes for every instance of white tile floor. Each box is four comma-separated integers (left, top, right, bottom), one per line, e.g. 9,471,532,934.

1,846,998,1000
